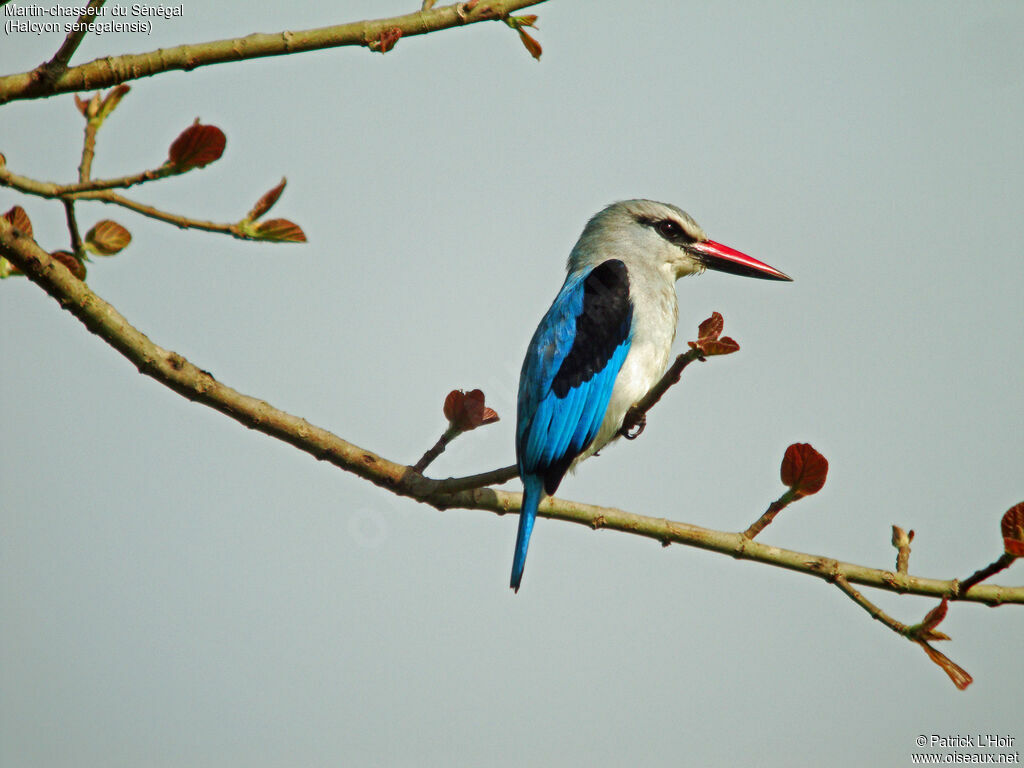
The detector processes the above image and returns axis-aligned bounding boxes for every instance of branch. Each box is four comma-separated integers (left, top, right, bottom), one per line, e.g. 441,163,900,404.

414,427,460,474
3,222,1021,607
78,114,100,182
743,492,795,539
68,189,252,238
2,160,199,197
834,574,908,634
62,199,83,254
833,576,973,690
35,0,108,86
620,312,739,438
892,525,914,574
958,554,1017,597
0,168,280,241
436,464,518,492
413,388,500,472
0,0,548,104
2,116,301,245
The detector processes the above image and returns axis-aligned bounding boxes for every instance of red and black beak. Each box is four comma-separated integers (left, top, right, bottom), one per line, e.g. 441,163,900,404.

689,240,792,281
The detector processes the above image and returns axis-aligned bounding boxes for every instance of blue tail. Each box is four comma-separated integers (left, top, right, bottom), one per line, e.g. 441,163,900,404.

511,474,543,593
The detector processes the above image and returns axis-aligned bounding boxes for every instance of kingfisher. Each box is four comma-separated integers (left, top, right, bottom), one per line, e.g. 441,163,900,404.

512,199,791,591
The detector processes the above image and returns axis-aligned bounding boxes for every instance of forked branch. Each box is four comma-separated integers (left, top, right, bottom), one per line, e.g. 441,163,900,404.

1,223,1019,614
0,1,549,104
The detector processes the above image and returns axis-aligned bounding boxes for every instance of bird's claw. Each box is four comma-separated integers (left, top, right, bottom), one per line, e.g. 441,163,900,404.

621,413,646,440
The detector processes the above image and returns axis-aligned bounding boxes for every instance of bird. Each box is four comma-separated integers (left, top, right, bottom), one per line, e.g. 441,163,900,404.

512,199,792,592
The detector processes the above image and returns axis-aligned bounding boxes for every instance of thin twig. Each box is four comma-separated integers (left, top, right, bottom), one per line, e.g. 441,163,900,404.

1,164,202,197
434,464,518,493
834,574,908,634
620,348,702,437
1,167,70,197
0,165,273,241
835,575,974,689
71,190,245,237
62,199,82,254
413,427,459,474
892,525,913,574
742,493,795,539
957,553,1016,596
78,120,99,183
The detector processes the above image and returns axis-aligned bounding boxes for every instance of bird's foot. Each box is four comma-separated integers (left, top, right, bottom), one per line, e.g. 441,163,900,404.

621,413,646,440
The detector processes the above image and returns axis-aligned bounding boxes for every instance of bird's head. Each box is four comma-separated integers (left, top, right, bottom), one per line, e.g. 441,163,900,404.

568,199,792,282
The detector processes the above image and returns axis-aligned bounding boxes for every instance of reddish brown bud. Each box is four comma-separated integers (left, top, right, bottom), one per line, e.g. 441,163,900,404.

97,84,130,120
698,312,724,340
517,29,542,60
687,312,740,356
695,337,740,356
51,250,86,279
252,218,307,243
3,205,33,237
1001,502,1024,557
780,443,828,497
85,219,131,255
246,178,287,221
371,27,403,53
443,389,499,432
891,525,912,549
167,121,226,170
916,598,950,641
918,642,973,690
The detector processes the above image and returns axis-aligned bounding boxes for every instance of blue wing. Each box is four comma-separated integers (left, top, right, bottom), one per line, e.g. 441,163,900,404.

516,258,634,493
511,259,633,591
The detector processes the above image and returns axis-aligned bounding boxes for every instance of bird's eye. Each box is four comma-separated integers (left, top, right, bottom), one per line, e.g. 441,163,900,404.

656,219,683,240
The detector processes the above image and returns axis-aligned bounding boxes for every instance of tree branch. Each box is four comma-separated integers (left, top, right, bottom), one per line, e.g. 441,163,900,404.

78,113,100,183
742,491,796,539
0,161,204,197
833,575,973,690
0,167,274,240
413,426,460,474
0,0,548,104
35,0,108,86
957,554,1017,597
68,189,251,238
834,574,908,634
435,464,518,493
892,525,914,574
2,221,1021,607
62,199,83,254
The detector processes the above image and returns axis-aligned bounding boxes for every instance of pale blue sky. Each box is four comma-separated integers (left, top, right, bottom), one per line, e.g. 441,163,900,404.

2,2,1022,766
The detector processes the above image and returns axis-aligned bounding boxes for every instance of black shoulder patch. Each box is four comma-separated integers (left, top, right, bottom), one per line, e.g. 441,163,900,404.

550,259,632,398
543,456,575,496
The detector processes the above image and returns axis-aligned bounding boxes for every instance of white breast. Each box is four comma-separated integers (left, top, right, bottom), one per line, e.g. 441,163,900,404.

577,269,679,462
